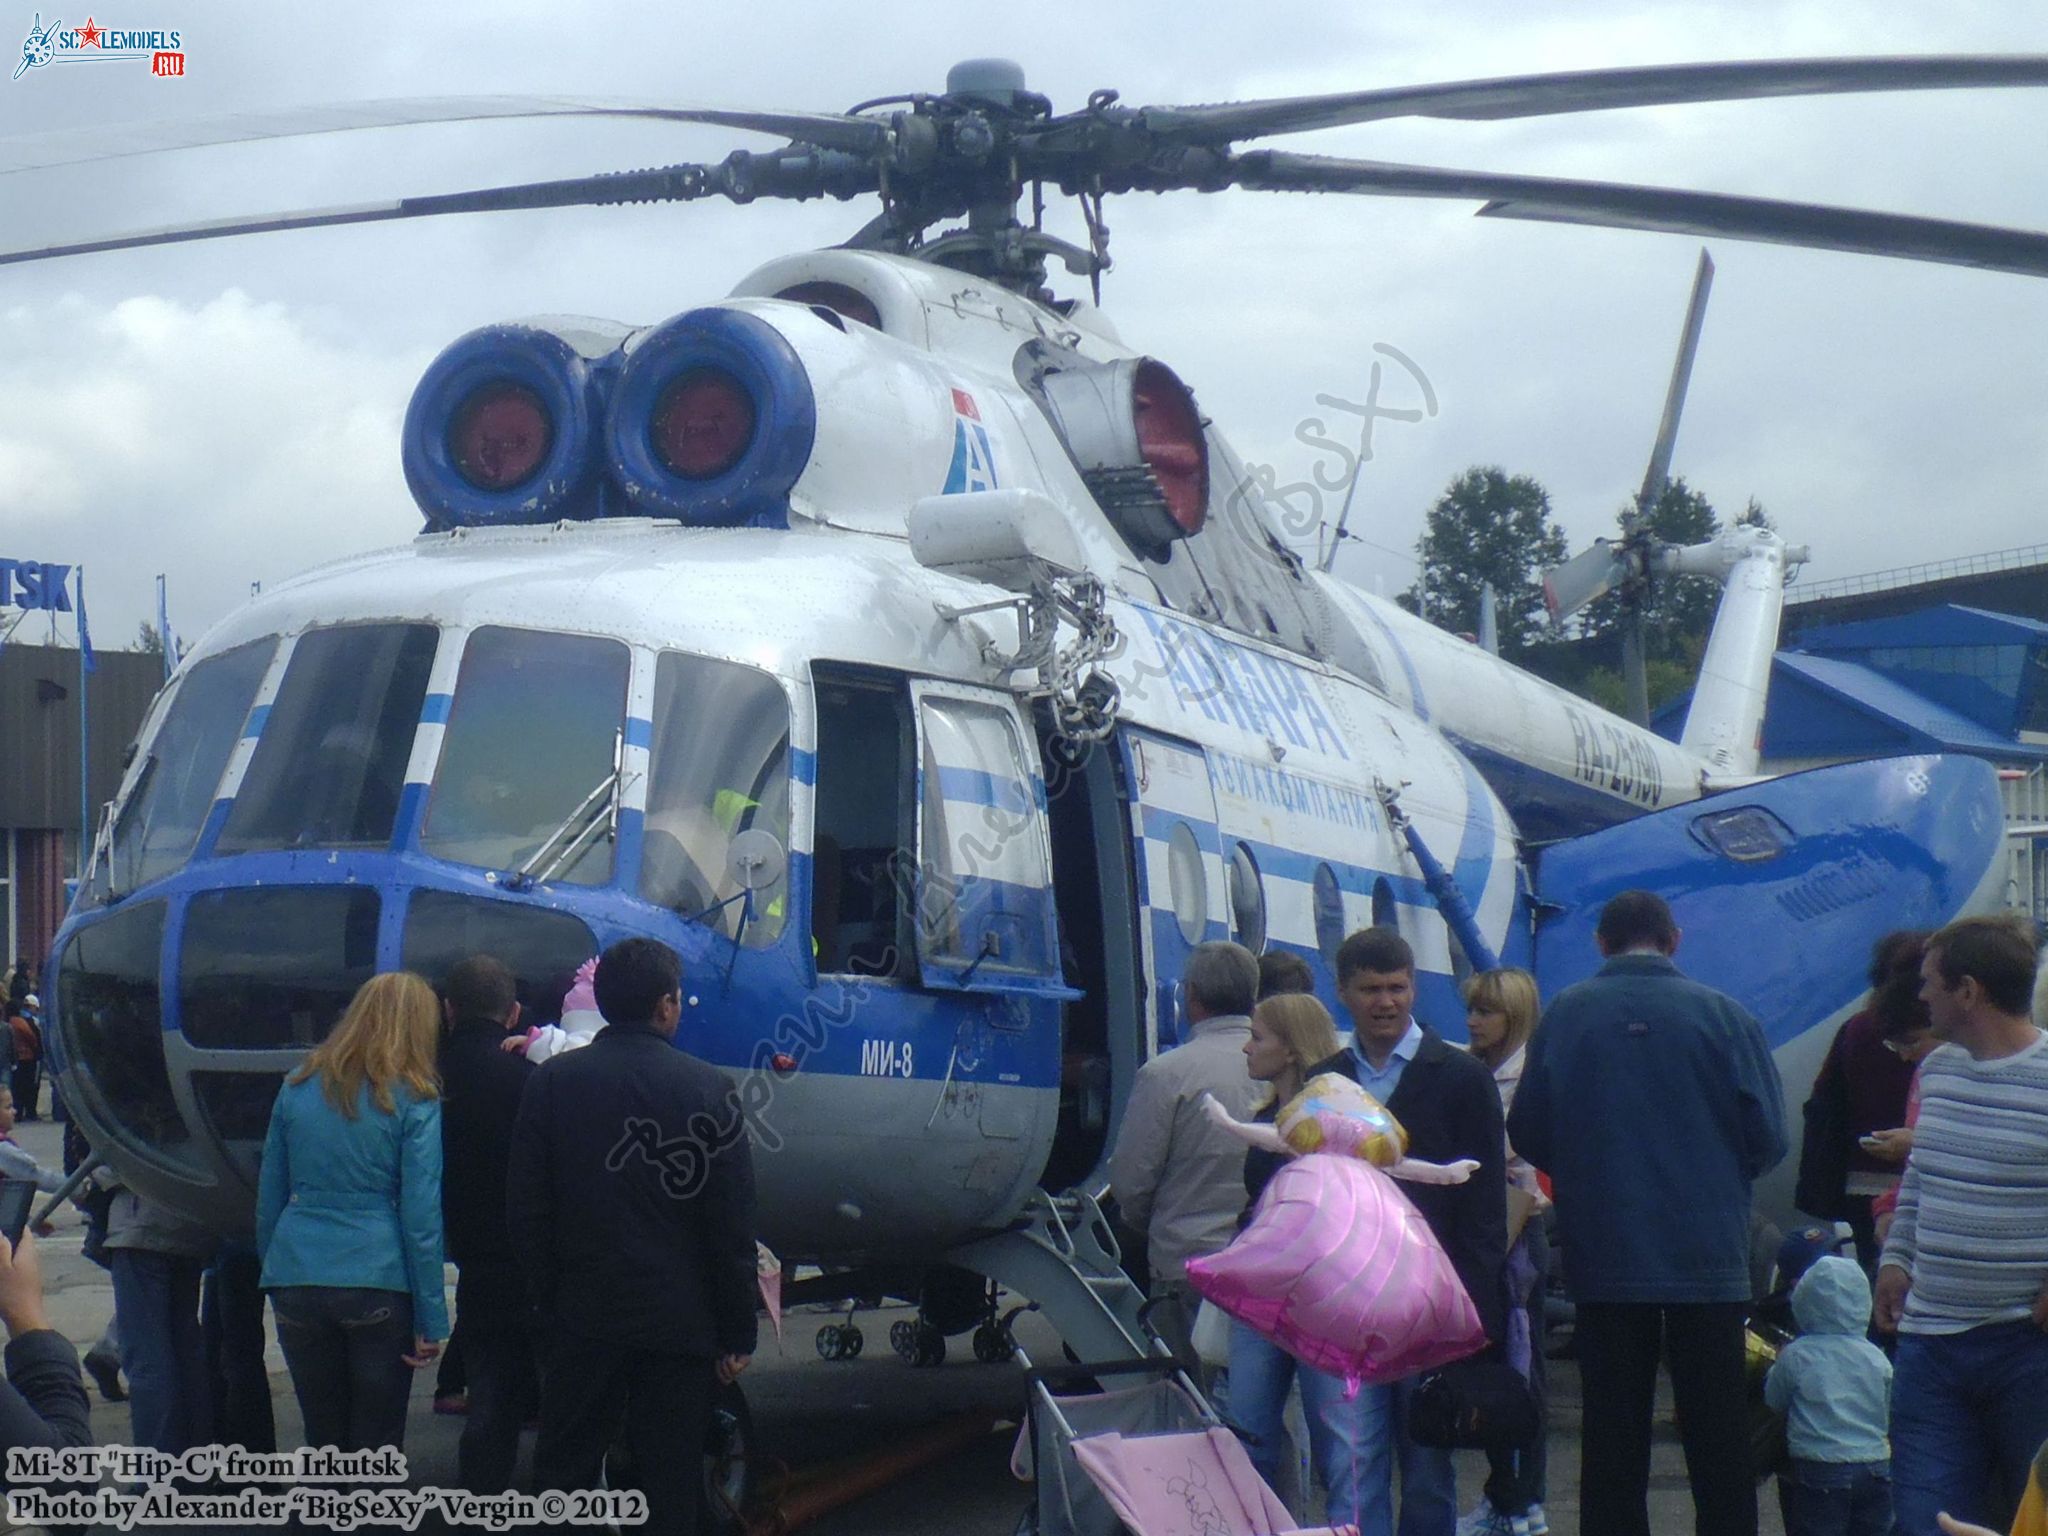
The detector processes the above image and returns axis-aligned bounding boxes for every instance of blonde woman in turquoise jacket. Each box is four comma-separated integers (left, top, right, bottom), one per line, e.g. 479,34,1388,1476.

257,971,449,1453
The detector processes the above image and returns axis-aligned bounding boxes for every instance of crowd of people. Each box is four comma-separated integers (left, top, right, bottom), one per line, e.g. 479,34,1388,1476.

0,938,755,1536
1108,900,2048,1536
0,902,2040,1536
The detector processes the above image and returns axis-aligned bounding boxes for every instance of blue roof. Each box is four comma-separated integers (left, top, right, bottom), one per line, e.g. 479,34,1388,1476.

1770,652,2048,763
1792,603,2048,654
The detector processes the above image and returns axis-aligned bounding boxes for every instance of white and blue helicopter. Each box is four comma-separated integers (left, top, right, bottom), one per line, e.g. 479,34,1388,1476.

23,56,2048,1389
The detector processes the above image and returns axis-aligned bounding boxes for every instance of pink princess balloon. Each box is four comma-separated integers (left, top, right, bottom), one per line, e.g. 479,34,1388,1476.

1184,1154,1485,1392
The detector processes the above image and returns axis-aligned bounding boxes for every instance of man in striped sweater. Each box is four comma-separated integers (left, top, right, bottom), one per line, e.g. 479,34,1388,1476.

1875,914,2048,1536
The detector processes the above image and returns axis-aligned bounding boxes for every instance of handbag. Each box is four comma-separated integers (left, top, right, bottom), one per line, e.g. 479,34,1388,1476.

1406,1358,1539,1450
1793,1026,1853,1221
1188,1298,1233,1368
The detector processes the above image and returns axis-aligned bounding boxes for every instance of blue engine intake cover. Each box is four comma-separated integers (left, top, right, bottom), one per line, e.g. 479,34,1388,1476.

605,307,816,527
404,324,608,530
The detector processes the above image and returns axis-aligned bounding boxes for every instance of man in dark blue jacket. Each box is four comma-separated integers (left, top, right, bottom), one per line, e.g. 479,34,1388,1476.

439,954,535,1493
1508,890,1787,1536
509,937,757,1536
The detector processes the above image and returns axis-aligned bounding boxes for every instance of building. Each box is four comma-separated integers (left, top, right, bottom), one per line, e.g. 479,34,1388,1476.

1783,541,2048,631
0,644,162,979
1656,603,2048,923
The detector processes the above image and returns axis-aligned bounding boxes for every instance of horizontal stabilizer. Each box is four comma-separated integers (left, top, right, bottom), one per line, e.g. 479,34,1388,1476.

1531,752,2003,1051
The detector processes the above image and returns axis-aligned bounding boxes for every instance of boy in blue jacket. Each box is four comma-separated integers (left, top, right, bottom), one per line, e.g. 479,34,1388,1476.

1765,1255,1896,1536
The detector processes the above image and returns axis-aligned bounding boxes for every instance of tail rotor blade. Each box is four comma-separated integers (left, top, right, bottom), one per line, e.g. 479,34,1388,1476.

1542,540,1631,622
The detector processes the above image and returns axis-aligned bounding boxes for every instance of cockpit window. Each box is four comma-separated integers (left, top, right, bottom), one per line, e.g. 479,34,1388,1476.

422,627,630,885
640,653,790,946
217,625,438,854
101,638,272,896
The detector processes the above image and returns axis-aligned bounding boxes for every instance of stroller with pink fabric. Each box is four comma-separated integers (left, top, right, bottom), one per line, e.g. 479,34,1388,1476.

1010,1338,1357,1536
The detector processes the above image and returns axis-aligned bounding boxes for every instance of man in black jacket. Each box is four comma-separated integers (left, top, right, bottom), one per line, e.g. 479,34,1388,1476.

509,938,757,1536
1312,926,1507,1536
440,955,535,1493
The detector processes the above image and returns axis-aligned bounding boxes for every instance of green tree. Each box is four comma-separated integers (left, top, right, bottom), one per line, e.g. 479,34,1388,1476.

1575,634,1709,720
1403,466,1569,657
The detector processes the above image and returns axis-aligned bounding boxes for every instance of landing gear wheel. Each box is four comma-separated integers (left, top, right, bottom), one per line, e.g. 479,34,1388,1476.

973,1322,1015,1364
815,1324,845,1360
891,1318,946,1366
840,1324,864,1357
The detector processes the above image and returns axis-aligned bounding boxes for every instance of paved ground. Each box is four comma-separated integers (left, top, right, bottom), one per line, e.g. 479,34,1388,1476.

11,1114,1783,1535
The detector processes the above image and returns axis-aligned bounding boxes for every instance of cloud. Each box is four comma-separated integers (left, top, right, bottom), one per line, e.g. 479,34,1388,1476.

0,290,426,640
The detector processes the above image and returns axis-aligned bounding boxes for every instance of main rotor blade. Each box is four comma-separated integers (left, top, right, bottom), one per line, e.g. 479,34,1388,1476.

0,94,890,175
1217,151,2048,279
0,152,880,267
1640,248,1715,510
1141,55,2048,144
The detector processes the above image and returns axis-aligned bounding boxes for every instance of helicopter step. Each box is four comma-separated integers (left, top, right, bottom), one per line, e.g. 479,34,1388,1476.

946,1189,1156,1367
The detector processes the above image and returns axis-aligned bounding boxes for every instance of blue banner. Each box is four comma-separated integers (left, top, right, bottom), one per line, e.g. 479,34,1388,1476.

76,568,96,674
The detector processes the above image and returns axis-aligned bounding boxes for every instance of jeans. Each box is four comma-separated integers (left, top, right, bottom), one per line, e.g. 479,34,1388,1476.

1776,1459,1894,1536
1228,1319,1371,1525
534,1330,714,1536
203,1243,276,1453
1577,1300,1755,1536
1891,1319,2048,1535
1225,1321,1453,1535
272,1286,417,1453
109,1248,212,1454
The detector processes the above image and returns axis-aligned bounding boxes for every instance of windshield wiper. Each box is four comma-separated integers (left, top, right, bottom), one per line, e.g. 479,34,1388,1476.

516,730,623,886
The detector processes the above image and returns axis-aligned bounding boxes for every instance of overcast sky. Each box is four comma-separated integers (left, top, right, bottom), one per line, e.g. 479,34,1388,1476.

3,0,2046,647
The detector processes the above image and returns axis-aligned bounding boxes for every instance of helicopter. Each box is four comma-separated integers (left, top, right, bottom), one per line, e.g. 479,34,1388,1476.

23,54,2044,1387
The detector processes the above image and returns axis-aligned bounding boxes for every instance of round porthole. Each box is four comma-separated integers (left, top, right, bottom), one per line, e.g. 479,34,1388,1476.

1227,842,1266,953
1313,863,1346,965
1167,821,1207,945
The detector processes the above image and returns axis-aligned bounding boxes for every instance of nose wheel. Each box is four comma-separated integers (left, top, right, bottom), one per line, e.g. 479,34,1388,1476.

814,1301,866,1361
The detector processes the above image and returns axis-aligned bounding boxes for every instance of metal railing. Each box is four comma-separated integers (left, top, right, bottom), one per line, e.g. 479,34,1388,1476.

1787,542,2048,606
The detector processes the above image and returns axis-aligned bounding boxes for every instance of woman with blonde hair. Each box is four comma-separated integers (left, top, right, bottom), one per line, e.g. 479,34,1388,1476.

1461,966,1549,1536
1226,990,1374,1519
257,971,449,1453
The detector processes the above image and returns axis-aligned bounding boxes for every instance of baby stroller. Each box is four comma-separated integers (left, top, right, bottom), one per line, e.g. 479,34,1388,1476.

1010,1334,1357,1536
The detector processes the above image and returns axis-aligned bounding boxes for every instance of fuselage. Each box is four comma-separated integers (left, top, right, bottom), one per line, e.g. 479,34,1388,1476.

45,248,2006,1260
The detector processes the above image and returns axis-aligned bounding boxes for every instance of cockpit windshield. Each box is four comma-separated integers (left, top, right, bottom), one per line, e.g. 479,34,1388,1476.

421,627,630,884
639,651,791,945
217,625,438,854
101,638,273,897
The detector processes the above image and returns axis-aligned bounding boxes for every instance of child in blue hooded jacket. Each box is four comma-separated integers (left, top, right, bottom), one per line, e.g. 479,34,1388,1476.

1765,1254,1896,1536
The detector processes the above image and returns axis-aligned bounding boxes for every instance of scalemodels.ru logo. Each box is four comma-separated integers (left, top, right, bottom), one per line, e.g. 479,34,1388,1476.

14,12,186,80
